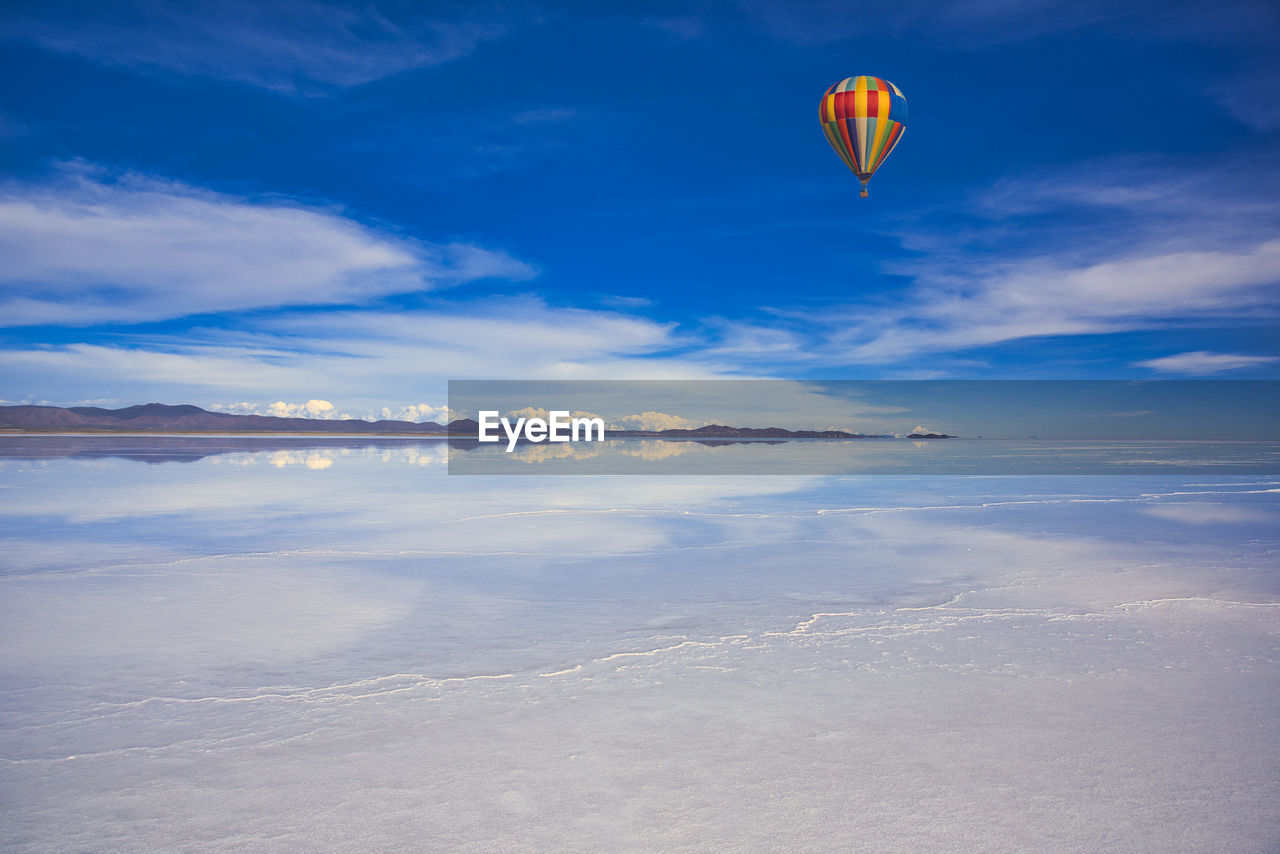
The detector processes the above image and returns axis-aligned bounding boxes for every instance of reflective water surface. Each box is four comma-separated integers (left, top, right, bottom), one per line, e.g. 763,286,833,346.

2,438,1278,851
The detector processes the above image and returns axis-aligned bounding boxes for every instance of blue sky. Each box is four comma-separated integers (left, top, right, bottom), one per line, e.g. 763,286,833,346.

1,0,1278,421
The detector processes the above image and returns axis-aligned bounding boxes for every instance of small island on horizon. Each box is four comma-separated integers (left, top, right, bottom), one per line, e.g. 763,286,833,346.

0,403,956,439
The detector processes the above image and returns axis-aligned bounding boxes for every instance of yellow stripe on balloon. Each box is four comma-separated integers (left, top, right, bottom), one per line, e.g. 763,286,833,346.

871,115,893,168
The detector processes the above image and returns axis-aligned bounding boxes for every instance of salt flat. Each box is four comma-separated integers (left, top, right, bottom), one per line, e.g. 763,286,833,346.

1,441,1277,852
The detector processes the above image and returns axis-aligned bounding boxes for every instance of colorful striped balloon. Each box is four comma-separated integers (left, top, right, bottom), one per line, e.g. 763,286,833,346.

819,76,908,198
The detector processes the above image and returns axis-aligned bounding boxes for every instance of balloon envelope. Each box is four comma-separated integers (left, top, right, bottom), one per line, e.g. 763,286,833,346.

819,76,908,197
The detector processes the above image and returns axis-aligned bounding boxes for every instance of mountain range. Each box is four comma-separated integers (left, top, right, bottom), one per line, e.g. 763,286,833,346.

0,403,933,439
0,403,450,434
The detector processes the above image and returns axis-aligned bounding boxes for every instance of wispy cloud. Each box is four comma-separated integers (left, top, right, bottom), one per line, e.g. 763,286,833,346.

598,295,654,310
737,0,1119,47
643,16,704,40
1135,351,1280,375
708,156,1280,370
708,236,1280,369
1,343,312,391
4,0,519,95
971,156,1280,241
510,108,581,126
0,164,534,326
1218,61,1280,131
830,239,1280,363
341,102,595,184
738,0,1279,49
0,300,729,410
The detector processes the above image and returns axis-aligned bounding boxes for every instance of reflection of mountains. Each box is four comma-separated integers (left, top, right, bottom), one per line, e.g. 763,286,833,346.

0,435,794,464
487,438,784,464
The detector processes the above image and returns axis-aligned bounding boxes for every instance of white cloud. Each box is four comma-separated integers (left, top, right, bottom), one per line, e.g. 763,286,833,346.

379,404,451,423
209,399,352,419
5,0,517,95
831,240,1280,363
1135,351,1280,375
612,411,707,431
207,402,263,416
972,156,1280,242
0,300,733,411
709,238,1280,369
2,343,310,391
265,399,343,419
706,322,808,359
257,301,713,383
0,166,534,326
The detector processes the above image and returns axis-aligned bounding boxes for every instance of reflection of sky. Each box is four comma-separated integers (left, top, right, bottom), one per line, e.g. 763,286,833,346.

2,441,1278,850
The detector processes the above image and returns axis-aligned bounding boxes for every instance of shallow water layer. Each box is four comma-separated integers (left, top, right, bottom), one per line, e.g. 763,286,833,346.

1,439,1278,852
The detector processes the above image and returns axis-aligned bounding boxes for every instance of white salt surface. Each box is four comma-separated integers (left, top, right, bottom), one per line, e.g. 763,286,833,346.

0,444,1277,852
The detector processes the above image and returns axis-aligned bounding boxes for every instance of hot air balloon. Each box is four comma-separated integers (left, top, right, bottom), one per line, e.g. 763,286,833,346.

819,76,908,198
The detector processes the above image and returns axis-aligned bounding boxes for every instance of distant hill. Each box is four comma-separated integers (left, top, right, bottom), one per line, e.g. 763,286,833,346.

611,424,883,439
0,403,449,434
0,404,905,438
